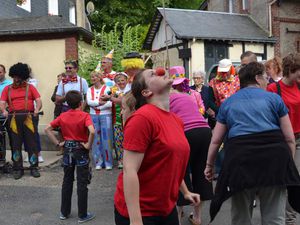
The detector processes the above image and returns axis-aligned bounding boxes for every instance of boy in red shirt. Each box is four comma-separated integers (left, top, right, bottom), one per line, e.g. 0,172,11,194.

45,90,95,223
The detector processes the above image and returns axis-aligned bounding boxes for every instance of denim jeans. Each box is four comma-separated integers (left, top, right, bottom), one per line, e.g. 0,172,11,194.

61,145,90,218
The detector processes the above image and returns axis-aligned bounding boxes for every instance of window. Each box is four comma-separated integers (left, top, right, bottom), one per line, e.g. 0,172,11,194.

48,0,58,15
229,0,233,13
242,0,249,10
69,1,76,24
17,0,31,12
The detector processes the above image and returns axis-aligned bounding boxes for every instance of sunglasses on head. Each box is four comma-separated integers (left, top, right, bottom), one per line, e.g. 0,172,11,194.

65,67,74,70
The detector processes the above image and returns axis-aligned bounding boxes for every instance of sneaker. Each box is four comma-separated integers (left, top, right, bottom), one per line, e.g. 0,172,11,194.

78,212,95,223
30,169,41,178
38,155,44,163
23,156,29,162
59,213,68,220
117,163,123,169
95,165,102,170
105,166,112,171
13,170,24,180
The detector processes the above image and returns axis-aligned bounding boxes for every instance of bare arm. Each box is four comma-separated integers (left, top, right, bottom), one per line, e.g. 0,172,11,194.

34,98,42,116
180,180,200,206
204,122,227,181
0,101,8,117
280,115,296,157
55,95,65,104
110,95,122,105
44,125,64,147
81,125,95,150
123,150,144,225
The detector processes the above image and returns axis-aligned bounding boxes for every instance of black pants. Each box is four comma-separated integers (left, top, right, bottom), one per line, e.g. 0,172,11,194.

114,207,179,225
9,114,38,170
61,146,90,218
187,127,213,200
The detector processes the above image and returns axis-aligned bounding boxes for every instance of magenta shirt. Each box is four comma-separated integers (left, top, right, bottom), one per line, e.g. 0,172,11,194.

170,93,209,131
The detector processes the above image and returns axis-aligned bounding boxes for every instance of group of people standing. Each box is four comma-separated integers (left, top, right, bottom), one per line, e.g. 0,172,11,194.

114,51,300,225
1,49,300,225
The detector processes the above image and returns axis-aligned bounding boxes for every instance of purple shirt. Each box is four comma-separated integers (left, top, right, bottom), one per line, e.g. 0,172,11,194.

170,93,209,131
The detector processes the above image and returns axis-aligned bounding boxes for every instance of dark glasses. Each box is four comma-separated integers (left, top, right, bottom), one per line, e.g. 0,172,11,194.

65,67,74,70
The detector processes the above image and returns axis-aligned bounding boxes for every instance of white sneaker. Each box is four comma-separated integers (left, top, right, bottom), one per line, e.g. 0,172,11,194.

24,156,29,162
38,155,44,163
106,166,112,171
95,165,102,170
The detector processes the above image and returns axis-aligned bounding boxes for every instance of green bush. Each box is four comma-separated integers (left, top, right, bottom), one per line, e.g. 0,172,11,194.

78,23,143,83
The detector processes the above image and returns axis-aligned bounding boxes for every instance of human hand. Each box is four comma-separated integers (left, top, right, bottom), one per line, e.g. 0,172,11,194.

184,191,201,206
33,109,39,117
206,108,215,118
2,110,8,118
100,94,111,101
204,164,214,182
80,142,91,150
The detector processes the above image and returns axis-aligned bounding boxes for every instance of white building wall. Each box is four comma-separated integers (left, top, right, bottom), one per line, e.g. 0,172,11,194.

190,40,205,78
152,18,182,51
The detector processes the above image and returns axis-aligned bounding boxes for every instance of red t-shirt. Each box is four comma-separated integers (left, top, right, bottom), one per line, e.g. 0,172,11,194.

50,109,93,142
267,80,300,134
114,104,190,217
1,84,40,112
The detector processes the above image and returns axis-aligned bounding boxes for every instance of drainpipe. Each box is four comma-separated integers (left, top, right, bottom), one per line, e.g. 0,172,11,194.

268,0,277,37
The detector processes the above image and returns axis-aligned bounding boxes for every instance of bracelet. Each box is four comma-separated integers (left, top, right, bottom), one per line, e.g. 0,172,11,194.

206,162,214,168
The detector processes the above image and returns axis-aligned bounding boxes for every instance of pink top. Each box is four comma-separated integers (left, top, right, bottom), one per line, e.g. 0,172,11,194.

170,93,209,131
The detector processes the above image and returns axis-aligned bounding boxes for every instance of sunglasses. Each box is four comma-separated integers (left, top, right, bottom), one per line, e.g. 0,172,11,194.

65,67,74,70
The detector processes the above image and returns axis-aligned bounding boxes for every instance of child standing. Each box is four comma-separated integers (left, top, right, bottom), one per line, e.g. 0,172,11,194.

86,71,114,170
45,90,95,223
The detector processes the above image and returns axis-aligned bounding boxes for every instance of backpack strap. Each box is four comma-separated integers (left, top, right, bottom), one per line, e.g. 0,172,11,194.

24,83,30,111
276,82,281,97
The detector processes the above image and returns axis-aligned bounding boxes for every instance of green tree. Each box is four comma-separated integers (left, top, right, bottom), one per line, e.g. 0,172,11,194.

89,0,204,32
78,23,143,81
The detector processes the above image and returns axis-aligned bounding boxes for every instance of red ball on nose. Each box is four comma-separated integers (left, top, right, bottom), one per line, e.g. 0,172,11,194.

156,67,165,76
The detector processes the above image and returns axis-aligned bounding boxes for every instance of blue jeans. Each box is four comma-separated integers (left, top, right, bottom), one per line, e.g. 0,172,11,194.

91,114,113,168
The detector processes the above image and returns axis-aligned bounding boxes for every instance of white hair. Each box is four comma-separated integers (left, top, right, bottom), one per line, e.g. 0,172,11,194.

192,70,206,78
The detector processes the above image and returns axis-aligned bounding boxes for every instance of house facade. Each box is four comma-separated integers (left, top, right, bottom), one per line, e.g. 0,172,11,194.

144,8,275,78
200,0,300,57
0,0,94,132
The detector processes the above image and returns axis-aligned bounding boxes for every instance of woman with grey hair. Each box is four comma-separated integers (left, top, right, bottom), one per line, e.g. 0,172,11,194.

190,70,216,128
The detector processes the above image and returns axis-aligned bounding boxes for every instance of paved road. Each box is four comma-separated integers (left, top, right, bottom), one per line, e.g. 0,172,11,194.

0,162,294,225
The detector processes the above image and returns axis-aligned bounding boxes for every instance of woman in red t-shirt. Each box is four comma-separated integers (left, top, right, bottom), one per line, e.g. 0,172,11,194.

267,53,300,225
114,69,200,225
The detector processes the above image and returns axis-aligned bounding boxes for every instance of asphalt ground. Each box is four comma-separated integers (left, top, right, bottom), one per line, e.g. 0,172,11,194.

0,161,297,225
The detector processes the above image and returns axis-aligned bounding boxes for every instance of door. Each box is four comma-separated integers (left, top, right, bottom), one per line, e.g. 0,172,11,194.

204,41,228,72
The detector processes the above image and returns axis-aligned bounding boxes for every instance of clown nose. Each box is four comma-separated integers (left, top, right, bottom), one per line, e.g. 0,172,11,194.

156,67,165,76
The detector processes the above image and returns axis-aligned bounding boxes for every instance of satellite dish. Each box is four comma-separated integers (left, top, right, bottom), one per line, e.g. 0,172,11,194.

86,1,95,15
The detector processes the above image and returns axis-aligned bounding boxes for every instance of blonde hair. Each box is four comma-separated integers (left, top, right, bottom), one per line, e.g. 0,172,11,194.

265,57,282,75
123,91,136,113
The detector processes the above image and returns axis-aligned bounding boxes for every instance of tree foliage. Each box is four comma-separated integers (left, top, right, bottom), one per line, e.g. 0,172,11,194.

78,23,143,81
88,0,204,32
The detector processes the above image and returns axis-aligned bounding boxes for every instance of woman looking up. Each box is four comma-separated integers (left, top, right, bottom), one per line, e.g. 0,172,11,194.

114,69,200,225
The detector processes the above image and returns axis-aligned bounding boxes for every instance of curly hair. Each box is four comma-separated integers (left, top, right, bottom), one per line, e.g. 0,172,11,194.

8,63,30,80
282,53,300,77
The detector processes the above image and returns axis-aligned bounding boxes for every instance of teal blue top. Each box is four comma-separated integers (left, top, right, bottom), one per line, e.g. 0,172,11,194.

0,79,12,97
